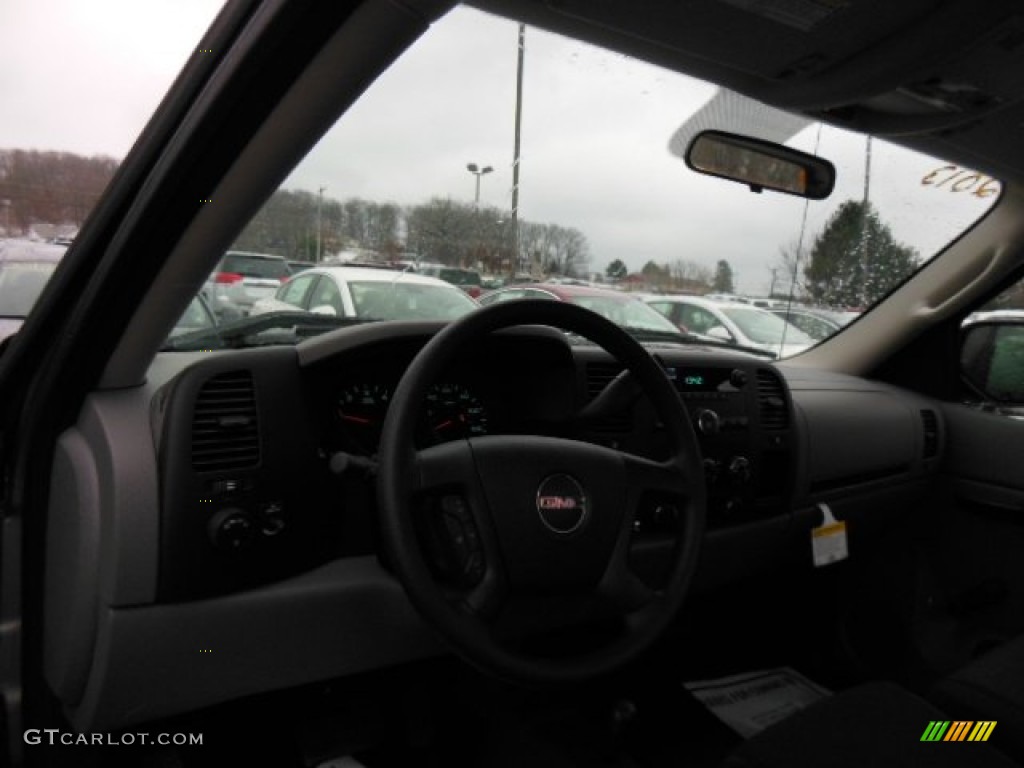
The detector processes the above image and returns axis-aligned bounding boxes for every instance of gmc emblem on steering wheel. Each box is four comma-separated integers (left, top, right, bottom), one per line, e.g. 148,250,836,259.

536,474,588,534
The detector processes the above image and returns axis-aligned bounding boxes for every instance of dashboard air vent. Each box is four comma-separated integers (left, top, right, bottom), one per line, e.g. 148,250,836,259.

191,370,260,472
920,409,939,459
586,361,625,400
756,369,788,429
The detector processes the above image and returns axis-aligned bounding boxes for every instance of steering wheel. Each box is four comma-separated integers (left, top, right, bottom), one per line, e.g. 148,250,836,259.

377,300,706,684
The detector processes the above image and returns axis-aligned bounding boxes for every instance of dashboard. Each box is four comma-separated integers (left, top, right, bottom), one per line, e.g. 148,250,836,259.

43,320,946,732
150,325,802,602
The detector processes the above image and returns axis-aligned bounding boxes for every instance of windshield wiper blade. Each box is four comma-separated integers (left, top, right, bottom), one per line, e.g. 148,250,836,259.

161,311,365,351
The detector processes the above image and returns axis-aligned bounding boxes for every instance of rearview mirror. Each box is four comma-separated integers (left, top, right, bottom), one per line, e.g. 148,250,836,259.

685,131,835,200
961,320,1024,405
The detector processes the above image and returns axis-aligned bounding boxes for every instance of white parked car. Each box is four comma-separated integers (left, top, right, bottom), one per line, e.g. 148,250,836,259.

644,295,815,358
250,265,479,322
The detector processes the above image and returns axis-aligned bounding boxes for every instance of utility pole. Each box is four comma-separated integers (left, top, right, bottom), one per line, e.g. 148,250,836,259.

511,23,525,276
316,186,326,262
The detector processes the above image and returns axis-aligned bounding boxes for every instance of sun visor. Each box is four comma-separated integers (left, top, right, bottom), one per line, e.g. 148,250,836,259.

668,89,813,160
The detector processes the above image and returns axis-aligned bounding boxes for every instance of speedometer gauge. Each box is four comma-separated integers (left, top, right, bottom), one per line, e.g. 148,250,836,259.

336,382,390,454
425,383,488,442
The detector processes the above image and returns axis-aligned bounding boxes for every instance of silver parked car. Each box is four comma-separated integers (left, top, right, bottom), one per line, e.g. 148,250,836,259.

203,250,291,316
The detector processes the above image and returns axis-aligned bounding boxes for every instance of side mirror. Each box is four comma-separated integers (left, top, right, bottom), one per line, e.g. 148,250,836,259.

310,304,339,317
706,325,734,343
685,130,835,199
961,320,1024,404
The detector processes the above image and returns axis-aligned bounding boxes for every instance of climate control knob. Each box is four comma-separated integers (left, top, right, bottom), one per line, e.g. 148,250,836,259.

695,408,721,435
728,456,752,484
208,508,255,551
729,368,749,388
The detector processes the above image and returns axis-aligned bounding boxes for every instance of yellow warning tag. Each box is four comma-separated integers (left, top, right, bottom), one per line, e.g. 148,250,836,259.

811,504,848,567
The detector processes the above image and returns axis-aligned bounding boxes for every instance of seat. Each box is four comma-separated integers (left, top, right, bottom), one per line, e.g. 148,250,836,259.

723,681,1018,768
931,634,1024,764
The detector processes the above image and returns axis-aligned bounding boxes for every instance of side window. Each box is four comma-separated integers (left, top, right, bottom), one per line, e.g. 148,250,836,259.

682,306,715,334
279,274,317,307
310,278,345,315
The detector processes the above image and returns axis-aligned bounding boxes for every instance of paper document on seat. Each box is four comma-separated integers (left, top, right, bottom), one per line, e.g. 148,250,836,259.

684,667,830,738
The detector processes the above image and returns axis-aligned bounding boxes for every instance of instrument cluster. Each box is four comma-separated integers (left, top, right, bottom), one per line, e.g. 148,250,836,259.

334,380,489,455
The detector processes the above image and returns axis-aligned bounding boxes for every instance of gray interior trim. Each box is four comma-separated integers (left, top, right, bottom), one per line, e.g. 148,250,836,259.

951,477,1024,517
44,432,101,708
68,557,443,732
943,402,1024,491
77,389,162,608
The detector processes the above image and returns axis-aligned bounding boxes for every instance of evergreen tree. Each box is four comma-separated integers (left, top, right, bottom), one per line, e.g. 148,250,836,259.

712,259,735,293
804,199,918,307
606,258,628,280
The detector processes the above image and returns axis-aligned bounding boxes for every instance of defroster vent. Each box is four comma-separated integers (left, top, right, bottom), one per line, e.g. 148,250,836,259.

191,370,260,472
756,369,788,429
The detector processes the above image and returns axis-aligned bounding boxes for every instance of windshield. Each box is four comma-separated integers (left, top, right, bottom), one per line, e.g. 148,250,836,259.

349,281,478,321
721,306,815,346
2,3,999,353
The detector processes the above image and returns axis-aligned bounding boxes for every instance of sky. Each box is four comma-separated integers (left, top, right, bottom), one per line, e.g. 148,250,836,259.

0,1,1000,295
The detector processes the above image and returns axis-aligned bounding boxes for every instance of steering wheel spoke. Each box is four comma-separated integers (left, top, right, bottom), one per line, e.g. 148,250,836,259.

413,440,477,493
599,559,657,614
622,451,695,495
461,571,507,620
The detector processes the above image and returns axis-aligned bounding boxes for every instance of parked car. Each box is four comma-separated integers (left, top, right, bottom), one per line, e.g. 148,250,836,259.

768,307,843,342
645,295,815,358
416,263,484,298
479,282,692,338
9,1,1024,767
203,250,291,316
0,240,67,343
1,240,221,347
286,259,316,275
250,265,479,321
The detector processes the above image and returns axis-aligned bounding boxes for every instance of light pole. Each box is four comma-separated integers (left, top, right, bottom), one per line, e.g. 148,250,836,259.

316,186,326,262
466,163,493,205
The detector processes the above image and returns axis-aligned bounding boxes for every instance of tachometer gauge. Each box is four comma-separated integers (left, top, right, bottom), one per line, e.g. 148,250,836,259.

336,383,391,454
425,383,488,442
